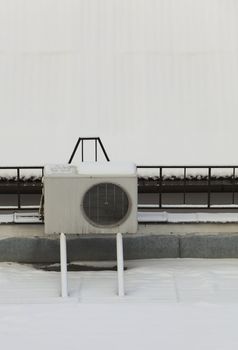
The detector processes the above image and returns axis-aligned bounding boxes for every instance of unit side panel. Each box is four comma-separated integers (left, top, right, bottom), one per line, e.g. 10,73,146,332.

44,177,83,234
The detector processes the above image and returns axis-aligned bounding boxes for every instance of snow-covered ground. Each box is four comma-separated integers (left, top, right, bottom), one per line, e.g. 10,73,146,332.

1,259,238,349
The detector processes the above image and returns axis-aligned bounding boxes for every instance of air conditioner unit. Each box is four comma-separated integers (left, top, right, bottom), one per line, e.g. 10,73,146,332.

43,162,138,234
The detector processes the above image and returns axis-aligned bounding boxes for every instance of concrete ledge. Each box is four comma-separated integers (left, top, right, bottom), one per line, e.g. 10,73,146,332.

180,234,238,258
123,234,179,260
0,224,237,262
0,234,179,263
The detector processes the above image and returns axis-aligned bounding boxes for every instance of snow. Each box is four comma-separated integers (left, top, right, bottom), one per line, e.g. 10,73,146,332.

44,162,137,177
1,259,238,349
77,161,137,177
44,164,78,176
0,214,14,224
138,211,238,223
137,168,238,178
2,211,238,224
14,212,42,224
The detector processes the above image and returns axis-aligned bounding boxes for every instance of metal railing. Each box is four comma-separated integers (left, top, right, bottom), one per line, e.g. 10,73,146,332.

137,166,238,210
0,165,238,211
0,137,111,211
0,166,44,210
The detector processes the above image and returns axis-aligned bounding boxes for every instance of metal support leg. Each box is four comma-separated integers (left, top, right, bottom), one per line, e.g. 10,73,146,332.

60,232,68,298
116,232,125,296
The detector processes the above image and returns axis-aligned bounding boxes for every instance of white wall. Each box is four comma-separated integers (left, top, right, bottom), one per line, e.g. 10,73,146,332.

0,0,238,165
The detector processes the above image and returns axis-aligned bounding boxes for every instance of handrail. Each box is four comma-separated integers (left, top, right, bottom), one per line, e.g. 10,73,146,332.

137,165,238,169
0,165,237,211
0,166,44,210
137,165,238,210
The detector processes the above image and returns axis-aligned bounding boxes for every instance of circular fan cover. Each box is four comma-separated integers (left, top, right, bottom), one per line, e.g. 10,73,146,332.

83,183,129,226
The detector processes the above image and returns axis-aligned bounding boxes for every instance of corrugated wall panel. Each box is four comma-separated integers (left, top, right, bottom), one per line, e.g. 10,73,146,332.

0,0,237,164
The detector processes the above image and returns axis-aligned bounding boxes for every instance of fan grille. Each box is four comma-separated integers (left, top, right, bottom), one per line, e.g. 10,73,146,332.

83,183,129,226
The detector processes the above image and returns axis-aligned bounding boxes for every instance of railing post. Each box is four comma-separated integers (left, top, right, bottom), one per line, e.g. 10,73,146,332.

183,167,186,205
17,168,21,210
207,167,211,208
159,167,162,208
232,167,235,205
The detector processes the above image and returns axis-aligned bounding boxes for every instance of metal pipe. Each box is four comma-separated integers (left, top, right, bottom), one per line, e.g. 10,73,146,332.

116,232,125,297
60,232,68,298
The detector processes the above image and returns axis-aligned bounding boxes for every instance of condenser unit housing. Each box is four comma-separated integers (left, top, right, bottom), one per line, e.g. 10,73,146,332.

44,162,138,234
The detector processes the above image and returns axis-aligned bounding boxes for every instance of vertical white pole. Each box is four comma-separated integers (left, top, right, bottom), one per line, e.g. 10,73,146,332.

60,232,68,298
116,232,125,297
